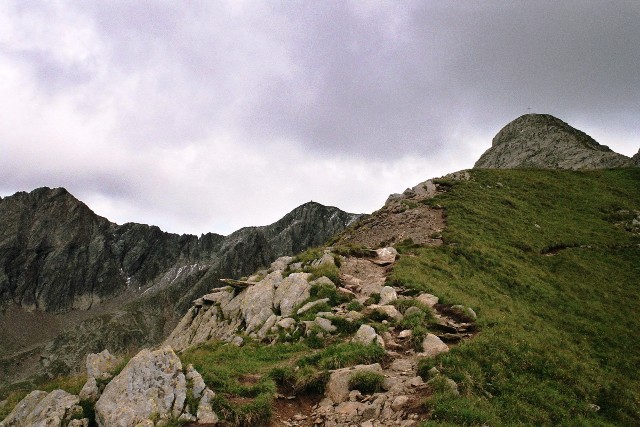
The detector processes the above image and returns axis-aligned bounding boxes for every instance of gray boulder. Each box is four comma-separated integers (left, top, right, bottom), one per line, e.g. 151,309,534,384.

1,389,80,427
353,325,384,347
95,347,186,427
420,334,449,358
86,349,120,380
325,364,384,404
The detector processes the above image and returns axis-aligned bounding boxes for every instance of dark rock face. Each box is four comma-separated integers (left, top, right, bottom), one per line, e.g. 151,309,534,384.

0,188,357,315
0,188,359,382
474,114,634,169
633,149,640,166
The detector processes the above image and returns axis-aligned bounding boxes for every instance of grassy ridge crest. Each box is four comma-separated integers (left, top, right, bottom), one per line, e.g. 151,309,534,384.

393,168,640,425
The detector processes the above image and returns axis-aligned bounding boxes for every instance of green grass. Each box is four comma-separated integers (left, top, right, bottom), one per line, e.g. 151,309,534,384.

387,168,640,426
348,370,385,394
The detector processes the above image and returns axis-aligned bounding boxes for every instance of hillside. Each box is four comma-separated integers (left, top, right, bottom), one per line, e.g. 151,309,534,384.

3,168,638,426
0,189,360,387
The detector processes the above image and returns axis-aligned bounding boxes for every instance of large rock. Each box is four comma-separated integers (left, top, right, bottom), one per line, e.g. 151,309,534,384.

273,272,311,317
420,334,449,358
0,390,48,426
353,325,384,347
1,389,80,427
474,114,634,170
325,364,384,404
86,350,119,380
95,347,186,427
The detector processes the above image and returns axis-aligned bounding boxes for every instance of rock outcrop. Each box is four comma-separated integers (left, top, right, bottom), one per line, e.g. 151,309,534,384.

95,347,187,426
633,148,640,166
0,188,359,385
474,114,635,169
0,389,84,427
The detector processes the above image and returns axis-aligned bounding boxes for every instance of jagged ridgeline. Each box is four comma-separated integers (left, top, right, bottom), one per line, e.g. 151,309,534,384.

1,115,639,426
0,189,360,386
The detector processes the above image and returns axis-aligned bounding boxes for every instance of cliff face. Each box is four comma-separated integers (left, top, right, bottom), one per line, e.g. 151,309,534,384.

474,114,635,169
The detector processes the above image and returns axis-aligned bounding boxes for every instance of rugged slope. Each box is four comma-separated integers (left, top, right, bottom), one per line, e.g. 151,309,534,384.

0,188,359,385
3,168,639,426
474,113,635,169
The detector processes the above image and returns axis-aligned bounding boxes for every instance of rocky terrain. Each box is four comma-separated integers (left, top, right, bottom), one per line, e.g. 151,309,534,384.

474,113,636,169
0,189,360,385
2,114,639,426
2,177,476,426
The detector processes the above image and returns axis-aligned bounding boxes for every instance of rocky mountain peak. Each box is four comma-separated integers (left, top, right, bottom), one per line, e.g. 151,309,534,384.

475,113,635,169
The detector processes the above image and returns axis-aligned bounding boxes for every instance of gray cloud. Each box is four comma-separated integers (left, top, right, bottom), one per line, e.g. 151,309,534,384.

0,1,638,234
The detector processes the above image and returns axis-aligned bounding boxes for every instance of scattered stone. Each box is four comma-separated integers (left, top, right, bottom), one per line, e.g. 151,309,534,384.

445,378,460,395
231,336,244,347
297,298,330,315
314,316,337,333
86,349,119,380
79,376,100,402
367,304,403,322
420,334,449,358
416,293,439,308
325,364,384,403
271,256,293,271
391,395,410,411
68,419,90,427
379,286,398,305
310,276,336,287
353,325,384,347
312,252,335,267
0,390,48,426
398,329,412,339
276,317,296,330
373,247,398,265
186,364,206,399
197,389,219,424
452,305,477,319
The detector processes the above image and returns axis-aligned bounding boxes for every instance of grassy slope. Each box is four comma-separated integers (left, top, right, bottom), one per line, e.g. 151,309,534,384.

391,168,640,426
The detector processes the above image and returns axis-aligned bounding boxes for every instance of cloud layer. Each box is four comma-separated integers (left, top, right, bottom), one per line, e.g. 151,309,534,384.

1,1,638,234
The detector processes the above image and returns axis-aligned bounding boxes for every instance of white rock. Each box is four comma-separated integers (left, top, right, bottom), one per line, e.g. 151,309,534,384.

311,252,335,267
416,293,439,308
379,286,398,305
325,364,383,404
276,317,296,330
273,272,311,317
297,298,330,315
0,390,48,426
398,329,412,339
231,336,244,347
353,325,384,347
367,304,403,322
12,389,80,427
95,347,186,427
314,317,337,333
420,334,449,358
271,256,294,271
310,276,336,287
79,377,100,402
374,247,398,265
197,388,219,424
86,350,119,380
68,419,90,427
186,364,206,399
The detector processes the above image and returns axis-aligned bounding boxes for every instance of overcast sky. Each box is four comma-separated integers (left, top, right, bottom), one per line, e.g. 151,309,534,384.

1,1,638,235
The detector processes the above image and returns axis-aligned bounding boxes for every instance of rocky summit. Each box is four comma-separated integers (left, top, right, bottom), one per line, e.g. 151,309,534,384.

474,113,636,169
